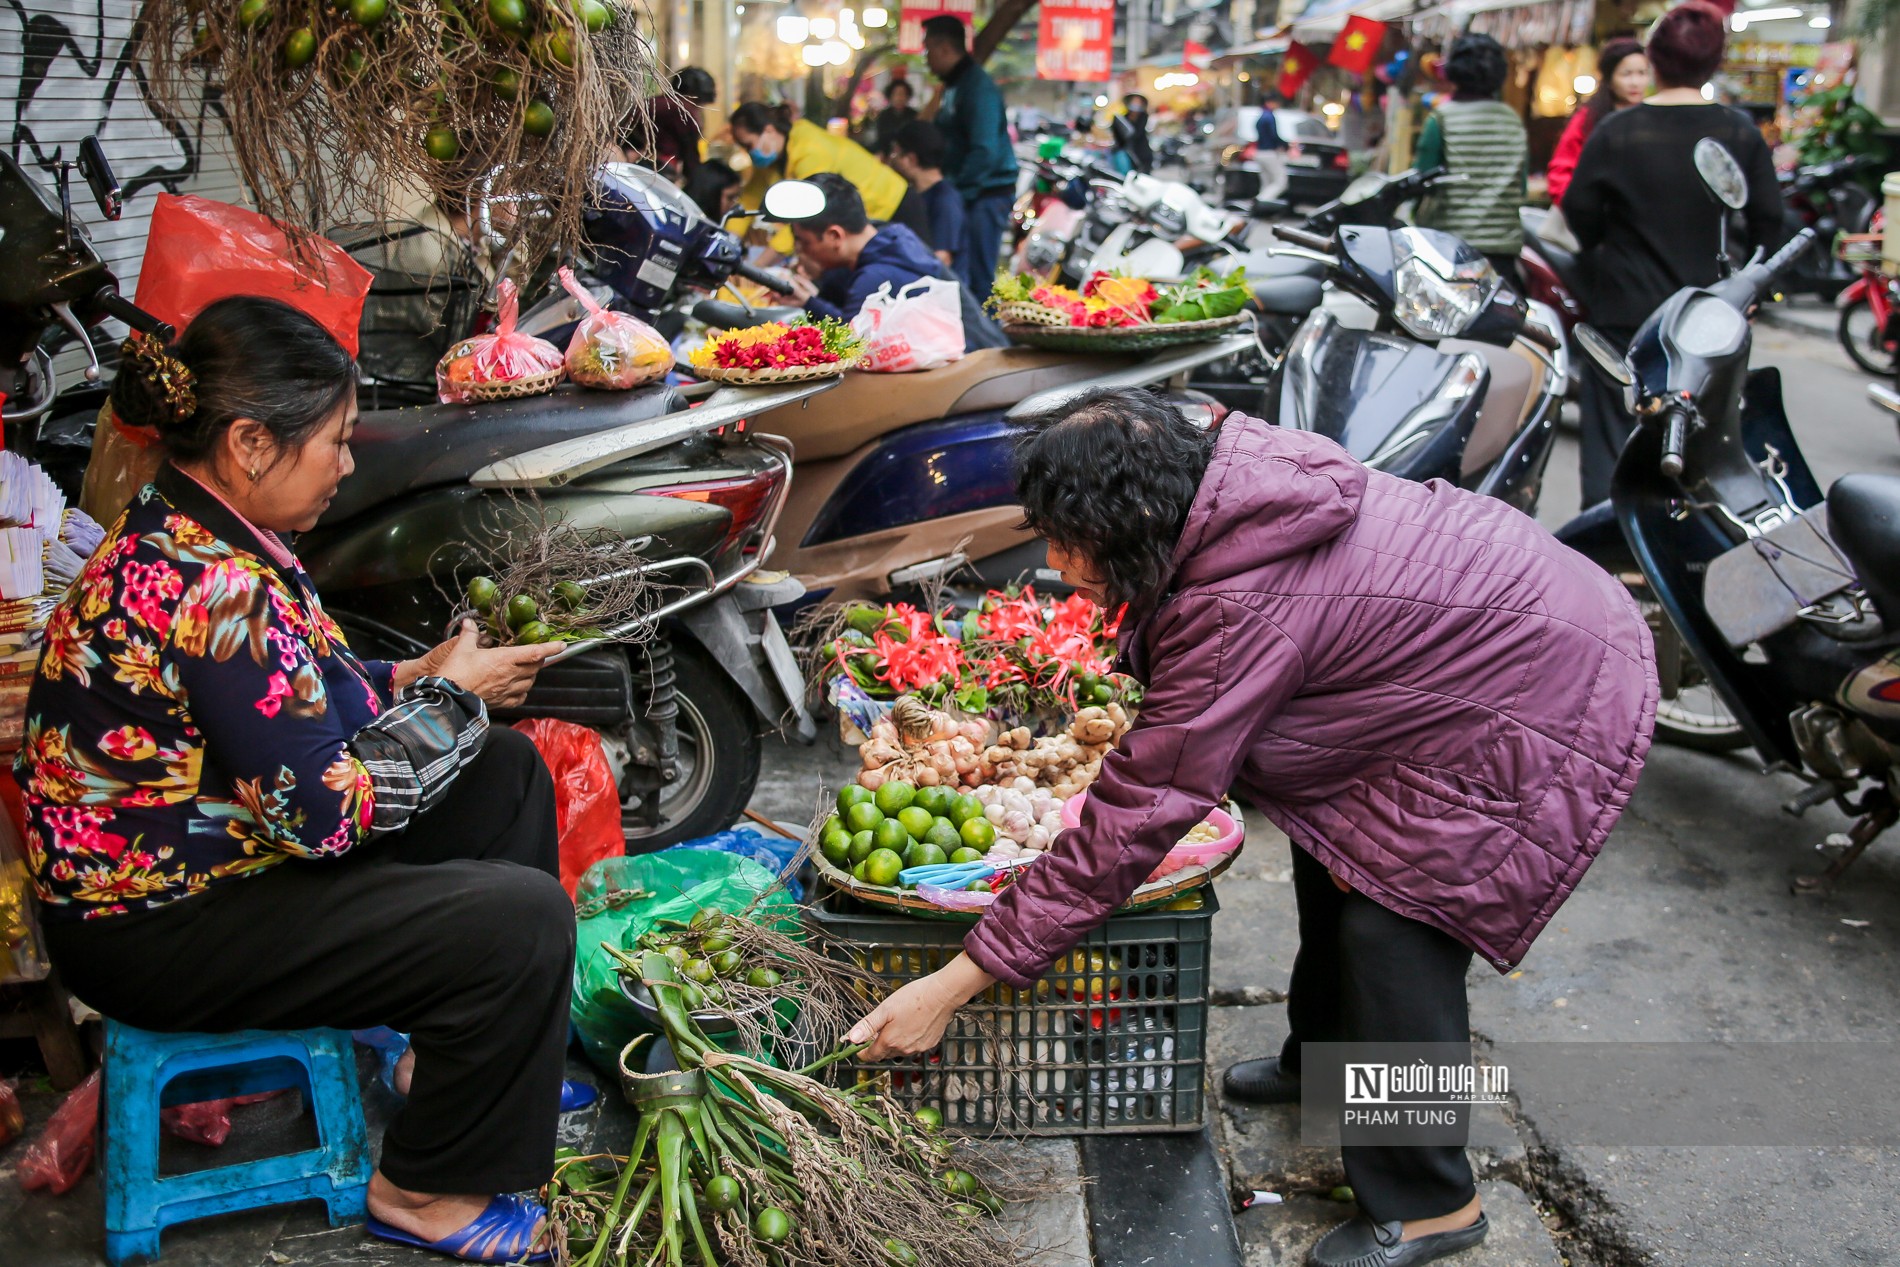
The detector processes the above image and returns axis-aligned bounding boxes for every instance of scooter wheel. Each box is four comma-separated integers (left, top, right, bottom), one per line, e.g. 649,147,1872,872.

1838,295,1898,377
618,639,763,852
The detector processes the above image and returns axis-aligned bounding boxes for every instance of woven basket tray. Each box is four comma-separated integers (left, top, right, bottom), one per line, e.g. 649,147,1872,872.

992,301,1071,327
812,832,1242,923
695,356,861,385
453,368,564,402
1003,312,1248,354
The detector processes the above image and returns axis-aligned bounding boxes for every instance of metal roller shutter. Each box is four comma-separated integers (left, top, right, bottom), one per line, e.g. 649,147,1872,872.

2,0,248,380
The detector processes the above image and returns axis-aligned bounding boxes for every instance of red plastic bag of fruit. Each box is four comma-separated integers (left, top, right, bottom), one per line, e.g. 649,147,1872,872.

436,278,565,403
557,267,672,390
18,1069,98,1195
513,719,624,898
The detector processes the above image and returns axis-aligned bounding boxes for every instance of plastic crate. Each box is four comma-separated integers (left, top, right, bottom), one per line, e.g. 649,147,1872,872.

807,886,1217,1135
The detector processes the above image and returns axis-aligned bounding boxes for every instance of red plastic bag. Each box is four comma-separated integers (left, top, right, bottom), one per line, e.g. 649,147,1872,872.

18,1069,98,1195
134,194,373,355
513,719,624,898
436,279,564,403
556,267,672,390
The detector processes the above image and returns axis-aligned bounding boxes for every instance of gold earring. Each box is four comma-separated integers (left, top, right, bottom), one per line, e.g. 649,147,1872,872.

249,467,259,481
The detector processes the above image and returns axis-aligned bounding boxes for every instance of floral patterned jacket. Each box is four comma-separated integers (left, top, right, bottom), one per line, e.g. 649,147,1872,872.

16,465,484,921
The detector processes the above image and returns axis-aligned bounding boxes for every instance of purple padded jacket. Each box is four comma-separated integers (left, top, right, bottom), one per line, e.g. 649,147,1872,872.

964,414,1658,987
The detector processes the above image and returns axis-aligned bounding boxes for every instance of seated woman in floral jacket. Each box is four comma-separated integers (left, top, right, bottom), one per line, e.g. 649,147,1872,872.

16,297,570,1264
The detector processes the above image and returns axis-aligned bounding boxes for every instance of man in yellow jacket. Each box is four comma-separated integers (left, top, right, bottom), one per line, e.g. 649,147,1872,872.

729,104,932,256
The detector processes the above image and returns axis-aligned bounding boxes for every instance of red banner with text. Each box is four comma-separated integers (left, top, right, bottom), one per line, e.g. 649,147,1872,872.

899,0,976,55
1036,0,1116,82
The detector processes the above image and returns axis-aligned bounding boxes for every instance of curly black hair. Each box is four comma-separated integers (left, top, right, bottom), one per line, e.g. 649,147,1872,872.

1445,33,1508,99
1013,388,1215,613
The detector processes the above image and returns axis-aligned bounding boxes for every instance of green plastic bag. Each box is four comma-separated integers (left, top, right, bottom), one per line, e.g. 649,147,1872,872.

570,849,799,1071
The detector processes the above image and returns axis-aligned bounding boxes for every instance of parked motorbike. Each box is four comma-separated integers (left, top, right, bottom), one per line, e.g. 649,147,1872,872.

1518,207,1588,343
1562,140,1900,887
1834,210,1897,377
1777,154,1880,302
1,145,818,850
1249,219,1568,515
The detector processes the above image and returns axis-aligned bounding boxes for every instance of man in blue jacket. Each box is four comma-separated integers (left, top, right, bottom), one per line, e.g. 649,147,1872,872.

765,173,1006,352
922,14,1018,303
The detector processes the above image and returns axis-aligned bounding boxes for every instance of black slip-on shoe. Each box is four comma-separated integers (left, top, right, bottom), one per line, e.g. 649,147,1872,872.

1308,1213,1489,1267
1221,1055,1302,1104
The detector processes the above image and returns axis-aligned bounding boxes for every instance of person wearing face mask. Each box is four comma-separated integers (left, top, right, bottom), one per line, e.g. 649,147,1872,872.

1110,93,1155,175
729,101,931,258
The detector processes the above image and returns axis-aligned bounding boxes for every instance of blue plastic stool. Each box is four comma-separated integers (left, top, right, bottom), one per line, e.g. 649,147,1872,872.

103,1022,371,1266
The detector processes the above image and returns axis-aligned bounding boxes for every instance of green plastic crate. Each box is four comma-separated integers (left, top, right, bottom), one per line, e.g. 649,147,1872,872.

806,886,1217,1135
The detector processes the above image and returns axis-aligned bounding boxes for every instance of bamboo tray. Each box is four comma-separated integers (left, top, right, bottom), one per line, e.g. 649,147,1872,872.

1003,312,1247,354
811,837,1242,923
694,356,861,385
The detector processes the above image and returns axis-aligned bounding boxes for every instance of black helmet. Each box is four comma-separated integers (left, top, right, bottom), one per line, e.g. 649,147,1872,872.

672,67,716,104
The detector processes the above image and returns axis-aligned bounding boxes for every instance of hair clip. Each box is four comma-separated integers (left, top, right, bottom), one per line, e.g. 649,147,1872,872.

121,332,197,425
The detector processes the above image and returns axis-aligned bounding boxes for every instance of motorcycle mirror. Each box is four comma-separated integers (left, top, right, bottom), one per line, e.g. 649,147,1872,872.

1575,324,1633,386
762,179,826,221
77,136,122,221
1693,138,1748,211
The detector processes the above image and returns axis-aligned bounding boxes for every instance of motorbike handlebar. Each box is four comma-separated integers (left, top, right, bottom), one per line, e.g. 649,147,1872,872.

1759,228,1818,281
1659,403,1690,479
1517,320,1560,352
1274,225,1334,253
92,288,173,341
732,261,795,295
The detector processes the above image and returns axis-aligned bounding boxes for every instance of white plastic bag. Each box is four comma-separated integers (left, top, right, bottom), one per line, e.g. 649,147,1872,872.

851,277,965,372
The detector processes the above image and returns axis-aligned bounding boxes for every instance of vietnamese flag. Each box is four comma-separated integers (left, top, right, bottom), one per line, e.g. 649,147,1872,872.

1328,15,1387,76
1277,42,1319,98
1184,39,1211,68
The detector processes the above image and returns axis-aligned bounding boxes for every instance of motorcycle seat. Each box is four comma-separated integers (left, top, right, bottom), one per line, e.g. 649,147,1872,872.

1253,277,1324,316
1223,250,1327,281
323,382,686,523
693,300,807,329
1826,472,1900,627
746,348,1144,464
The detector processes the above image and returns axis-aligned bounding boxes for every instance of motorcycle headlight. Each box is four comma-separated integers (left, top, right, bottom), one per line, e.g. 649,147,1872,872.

1389,227,1500,340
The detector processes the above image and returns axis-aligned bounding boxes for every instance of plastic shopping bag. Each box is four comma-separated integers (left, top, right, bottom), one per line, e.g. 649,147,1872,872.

435,278,564,403
512,719,624,899
569,850,798,1070
18,1069,98,1195
851,277,965,372
556,267,672,390
134,195,373,354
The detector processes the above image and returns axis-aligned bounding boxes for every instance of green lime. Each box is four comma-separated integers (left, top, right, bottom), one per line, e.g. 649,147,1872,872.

940,1168,981,1197
872,818,910,854
504,594,539,630
844,802,884,834
745,966,782,988
913,1105,944,1133
679,980,704,1010
848,831,876,866
914,785,952,816
422,127,460,162
969,880,992,893
951,1201,988,1219
533,28,574,66
689,907,724,931
514,620,555,644
948,794,984,827
487,0,529,30
959,817,996,851
347,0,384,23
1073,671,1101,696
466,576,499,611
1092,683,1115,704
551,579,586,610
837,784,875,815
925,820,963,852
851,859,870,882
753,1206,794,1244
904,841,947,870
682,957,715,985
875,780,916,815
342,47,367,76
883,1239,920,1267
282,27,316,67
239,0,272,26
522,98,556,138
577,0,611,30
949,847,984,865
820,827,852,866
660,944,687,968
1330,1185,1355,1203
864,848,903,887
704,1174,741,1212
710,949,743,977
493,66,524,99
697,932,733,954
897,807,934,839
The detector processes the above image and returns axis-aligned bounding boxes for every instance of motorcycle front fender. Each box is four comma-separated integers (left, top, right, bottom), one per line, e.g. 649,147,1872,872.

674,581,816,743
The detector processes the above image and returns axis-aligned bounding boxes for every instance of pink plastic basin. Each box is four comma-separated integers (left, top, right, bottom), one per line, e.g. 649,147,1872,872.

1060,792,1245,881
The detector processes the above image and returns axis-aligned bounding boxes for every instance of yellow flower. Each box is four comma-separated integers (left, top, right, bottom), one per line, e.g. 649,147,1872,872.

688,323,794,367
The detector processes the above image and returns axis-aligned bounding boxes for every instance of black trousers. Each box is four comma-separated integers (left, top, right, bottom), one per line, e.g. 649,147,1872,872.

1278,845,1478,1223
46,726,572,1195
1577,324,1639,508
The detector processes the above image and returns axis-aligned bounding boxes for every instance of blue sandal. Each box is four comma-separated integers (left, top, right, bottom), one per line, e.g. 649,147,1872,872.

367,1192,552,1264
353,1029,599,1111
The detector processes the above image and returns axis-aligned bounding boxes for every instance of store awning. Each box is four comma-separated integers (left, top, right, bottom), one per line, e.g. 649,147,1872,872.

1290,0,1422,36
1212,37,1293,62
